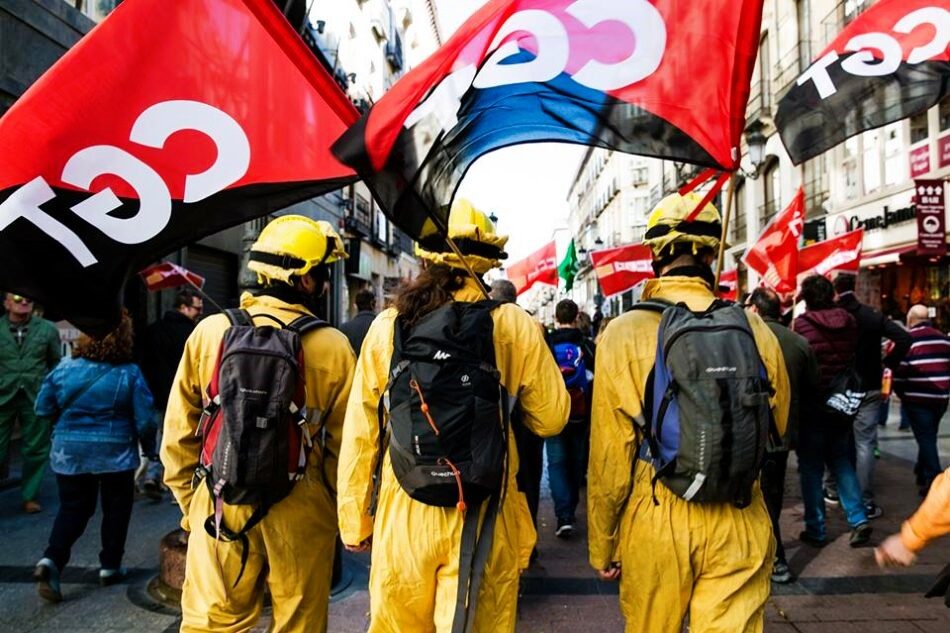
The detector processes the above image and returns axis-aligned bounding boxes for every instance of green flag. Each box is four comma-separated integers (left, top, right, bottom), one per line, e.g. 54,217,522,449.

558,239,579,291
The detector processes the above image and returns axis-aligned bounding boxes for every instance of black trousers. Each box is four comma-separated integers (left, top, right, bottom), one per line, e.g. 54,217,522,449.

44,470,135,570
760,450,789,564
512,408,544,526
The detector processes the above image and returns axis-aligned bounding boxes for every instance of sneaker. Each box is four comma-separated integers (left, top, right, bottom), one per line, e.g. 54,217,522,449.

34,558,62,603
822,489,839,506
865,503,883,520
99,567,128,587
141,479,163,502
849,523,873,548
799,530,828,548
23,500,42,514
771,560,793,584
554,520,574,539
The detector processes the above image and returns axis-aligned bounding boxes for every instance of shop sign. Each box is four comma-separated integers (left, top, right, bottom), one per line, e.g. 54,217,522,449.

914,179,947,257
910,144,931,178
830,204,916,235
939,135,950,169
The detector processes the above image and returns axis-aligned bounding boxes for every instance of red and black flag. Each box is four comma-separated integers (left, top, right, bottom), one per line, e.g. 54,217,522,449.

333,0,765,241
0,0,358,335
777,0,950,164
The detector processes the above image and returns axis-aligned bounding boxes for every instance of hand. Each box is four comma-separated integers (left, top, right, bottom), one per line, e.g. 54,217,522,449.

875,534,917,568
344,537,372,553
597,563,621,581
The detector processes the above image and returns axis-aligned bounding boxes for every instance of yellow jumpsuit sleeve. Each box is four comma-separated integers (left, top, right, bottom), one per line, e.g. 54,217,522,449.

493,304,569,438
161,316,229,531
748,312,791,439
901,467,950,552
587,315,650,571
338,311,395,546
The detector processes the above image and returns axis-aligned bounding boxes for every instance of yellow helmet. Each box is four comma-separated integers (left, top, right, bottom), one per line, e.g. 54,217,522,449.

415,199,508,274
643,192,723,256
248,215,347,285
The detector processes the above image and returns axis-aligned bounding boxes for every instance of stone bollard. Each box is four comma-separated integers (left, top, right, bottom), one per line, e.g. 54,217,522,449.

151,529,189,605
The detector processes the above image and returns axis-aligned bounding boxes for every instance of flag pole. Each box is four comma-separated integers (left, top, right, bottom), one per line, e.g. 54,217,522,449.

181,277,225,314
714,173,737,291
443,234,491,299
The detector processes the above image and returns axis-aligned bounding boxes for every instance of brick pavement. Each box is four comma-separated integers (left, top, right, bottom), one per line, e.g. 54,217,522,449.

0,407,946,632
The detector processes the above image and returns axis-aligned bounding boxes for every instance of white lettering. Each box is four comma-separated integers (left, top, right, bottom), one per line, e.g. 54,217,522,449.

840,33,902,77
796,51,840,99
894,7,950,64
62,145,172,244
473,10,570,89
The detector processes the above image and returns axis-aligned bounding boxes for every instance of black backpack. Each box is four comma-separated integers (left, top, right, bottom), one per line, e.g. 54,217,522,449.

372,299,509,633
195,308,327,585
632,299,777,508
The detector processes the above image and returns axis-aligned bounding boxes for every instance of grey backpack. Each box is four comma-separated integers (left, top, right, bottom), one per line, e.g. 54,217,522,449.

632,299,776,508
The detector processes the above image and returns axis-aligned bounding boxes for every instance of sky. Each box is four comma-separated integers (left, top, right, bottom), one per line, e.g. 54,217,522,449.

433,1,586,267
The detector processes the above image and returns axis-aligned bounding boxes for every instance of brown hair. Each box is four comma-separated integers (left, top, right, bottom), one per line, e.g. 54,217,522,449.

394,264,467,327
73,313,135,364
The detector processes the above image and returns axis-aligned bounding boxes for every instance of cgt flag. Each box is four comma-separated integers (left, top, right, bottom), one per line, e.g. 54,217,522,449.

333,0,765,241
797,229,865,278
777,0,950,164
718,268,738,301
139,262,205,293
507,241,558,295
590,244,654,298
743,186,805,293
0,0,358,335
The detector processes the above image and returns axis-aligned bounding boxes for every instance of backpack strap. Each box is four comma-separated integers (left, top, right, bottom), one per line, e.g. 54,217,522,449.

451,493,501,633
629,299,673,314
286,315,329,337
225,308,253,326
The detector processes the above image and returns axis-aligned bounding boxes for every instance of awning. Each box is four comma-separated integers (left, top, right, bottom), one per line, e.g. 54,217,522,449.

861,244,915,268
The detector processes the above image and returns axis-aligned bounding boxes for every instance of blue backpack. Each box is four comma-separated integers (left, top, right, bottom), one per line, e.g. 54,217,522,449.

552,339,590,419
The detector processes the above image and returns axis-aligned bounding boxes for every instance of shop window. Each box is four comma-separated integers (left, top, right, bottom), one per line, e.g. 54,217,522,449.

940,97,950,132
910,111,929,144
863,130,880,194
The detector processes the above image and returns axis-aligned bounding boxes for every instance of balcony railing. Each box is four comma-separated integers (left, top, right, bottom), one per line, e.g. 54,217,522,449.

774,47,802,98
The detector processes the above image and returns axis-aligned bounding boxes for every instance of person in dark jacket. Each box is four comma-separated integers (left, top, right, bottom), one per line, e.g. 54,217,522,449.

546,299,595,538
138,289,201,498
748,288,819,583
793,275,871,548
0,293,62,513
33,314,155,602
339,289,377,355
893,305,950,496
831,274,911,518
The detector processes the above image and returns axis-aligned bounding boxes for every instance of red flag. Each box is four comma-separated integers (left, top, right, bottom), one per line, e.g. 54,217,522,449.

743,187,805,293
590,244,654,298
334,0,766,241
797,229,864,278
0,0,358,335
139,262,204,292
718,268,738,301
507,242,558,295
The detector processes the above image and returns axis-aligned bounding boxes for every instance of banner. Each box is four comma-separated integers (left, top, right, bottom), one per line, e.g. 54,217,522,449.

590,244,654,298
777,0,950,164
507,241,558,295
718,268,738,301
139,262,204,292
334,0,766,241
0,0,358,335
797,229,865,278
914,179,948,257
743,187,805,293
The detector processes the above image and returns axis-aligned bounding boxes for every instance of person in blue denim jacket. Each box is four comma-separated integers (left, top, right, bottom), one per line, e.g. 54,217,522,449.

31,313,154,603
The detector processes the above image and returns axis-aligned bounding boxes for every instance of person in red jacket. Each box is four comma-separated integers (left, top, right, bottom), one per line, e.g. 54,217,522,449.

793,275,871,548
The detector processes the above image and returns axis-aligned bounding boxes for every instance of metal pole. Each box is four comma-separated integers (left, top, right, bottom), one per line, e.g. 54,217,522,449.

714,174,737,291
443,235,491,299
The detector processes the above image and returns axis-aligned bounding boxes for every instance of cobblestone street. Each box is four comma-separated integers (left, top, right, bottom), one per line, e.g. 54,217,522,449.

1,405,948,632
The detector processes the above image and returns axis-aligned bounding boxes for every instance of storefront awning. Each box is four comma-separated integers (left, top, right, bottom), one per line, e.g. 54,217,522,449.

861,244,916,267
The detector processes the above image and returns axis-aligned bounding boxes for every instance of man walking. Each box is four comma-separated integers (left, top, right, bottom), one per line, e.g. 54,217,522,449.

747,287,818,584
893,304,949,497
339,288,377,355
0,293,61,513
162,216,354,633
547,298,595,538
832,273,910,518
589,192,789,632
138,289,202,498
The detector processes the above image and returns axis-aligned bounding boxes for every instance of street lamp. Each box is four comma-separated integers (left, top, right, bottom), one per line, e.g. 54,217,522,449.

744,120,767,178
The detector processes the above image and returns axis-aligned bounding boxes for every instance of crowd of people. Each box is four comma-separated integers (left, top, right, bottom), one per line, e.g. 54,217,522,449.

0,193,947,632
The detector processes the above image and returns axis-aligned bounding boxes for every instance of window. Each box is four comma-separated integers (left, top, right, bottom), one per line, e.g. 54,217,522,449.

863,130,880,194
732,180,747,244
883,123,903,186
940,97,950,132
796,0,811,71
759,34,772,111
842,137,859,200
910,112,929,144
759,159,780,227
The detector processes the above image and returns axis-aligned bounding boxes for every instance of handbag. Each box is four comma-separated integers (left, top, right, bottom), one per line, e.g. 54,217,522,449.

822,360,865,426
